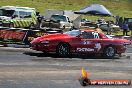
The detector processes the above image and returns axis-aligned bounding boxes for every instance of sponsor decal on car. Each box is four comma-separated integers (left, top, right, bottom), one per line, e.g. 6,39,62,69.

77,48,94,52
82,41,91,45
95,43,101,51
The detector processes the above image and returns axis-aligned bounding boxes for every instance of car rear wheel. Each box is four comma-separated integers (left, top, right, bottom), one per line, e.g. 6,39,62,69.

56,43,70,57
103,46,116,59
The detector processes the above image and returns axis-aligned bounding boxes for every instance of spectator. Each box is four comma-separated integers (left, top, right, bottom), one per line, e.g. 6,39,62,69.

122,21,129,36
115,15,119,25
107,21,112,35
119,17,123,28
36,15,42,29
41,16,44,22
41,16,45,27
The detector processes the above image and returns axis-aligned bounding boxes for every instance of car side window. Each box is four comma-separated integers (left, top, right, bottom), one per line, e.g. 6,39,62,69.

81,32,94,39
25,12,31,18
13,11,19,18
19,11,26,18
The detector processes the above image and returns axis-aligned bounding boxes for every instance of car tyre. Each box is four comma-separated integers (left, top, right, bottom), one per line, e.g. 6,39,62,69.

103,46,116,59
56,43,70,57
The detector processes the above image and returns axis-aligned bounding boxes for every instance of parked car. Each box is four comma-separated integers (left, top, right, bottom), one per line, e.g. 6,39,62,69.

43,9,81,29
81,19,91,27
99,23,120,31
30,29,131,58
42,14,73,29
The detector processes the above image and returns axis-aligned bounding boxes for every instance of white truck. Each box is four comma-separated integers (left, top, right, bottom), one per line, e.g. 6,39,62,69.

43,9,81,29
0,6,37,28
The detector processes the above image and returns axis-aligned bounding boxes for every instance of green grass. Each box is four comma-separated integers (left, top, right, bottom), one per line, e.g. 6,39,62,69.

0,0,131,18
0,0,131,35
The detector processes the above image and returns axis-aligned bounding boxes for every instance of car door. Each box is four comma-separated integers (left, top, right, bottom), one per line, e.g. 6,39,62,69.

12,11,20,27
76,31,102,53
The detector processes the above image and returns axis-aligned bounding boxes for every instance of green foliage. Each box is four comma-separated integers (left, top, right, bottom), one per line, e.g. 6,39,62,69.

0,0,131,18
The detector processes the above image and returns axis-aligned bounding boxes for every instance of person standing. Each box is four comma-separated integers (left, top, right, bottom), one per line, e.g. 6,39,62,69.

122,21,129,36
115,15,119,25
119,17,123,28
107,21,112,35
36,15,42,29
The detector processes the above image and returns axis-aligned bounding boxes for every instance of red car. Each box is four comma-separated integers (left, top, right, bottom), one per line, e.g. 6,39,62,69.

30,29,131,58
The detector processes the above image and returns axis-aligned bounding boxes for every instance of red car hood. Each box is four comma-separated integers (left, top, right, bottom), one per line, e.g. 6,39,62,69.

31,33,72,44
107,38,131,44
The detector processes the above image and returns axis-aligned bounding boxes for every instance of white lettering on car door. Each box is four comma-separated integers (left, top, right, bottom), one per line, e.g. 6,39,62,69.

77,48,94,52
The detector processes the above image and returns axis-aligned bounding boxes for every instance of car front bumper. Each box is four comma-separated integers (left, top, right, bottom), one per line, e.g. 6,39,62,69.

30,43,50,52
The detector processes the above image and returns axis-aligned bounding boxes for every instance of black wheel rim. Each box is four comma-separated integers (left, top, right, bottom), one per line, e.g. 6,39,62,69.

58,44,69,56
106,47,115,57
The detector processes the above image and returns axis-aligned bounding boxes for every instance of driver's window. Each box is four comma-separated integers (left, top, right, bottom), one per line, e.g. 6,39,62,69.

81,32,94,39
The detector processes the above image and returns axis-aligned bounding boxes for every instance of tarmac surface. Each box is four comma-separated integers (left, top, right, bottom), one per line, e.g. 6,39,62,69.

0,45,132,88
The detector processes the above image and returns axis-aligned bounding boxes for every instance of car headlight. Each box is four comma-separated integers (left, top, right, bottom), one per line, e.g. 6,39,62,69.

41,40,49,44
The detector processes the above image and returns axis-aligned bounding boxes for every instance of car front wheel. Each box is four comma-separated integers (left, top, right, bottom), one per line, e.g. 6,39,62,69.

56,43,70,57
103,46,116,59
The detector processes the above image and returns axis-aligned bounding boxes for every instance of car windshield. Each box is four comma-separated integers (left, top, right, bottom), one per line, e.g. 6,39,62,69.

50,15,67,22
64,30,81,36
65,30,110,39
0,9,14,17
